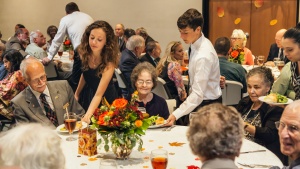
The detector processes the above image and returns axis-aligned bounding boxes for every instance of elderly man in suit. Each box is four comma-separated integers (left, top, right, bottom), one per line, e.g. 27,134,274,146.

115,24,126,52
119,35,145,99
11,57,85,128
6,28,29,58
140,41,161,67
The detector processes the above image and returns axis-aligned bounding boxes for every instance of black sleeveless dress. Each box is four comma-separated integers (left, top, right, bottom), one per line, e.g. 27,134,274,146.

79,68,118,111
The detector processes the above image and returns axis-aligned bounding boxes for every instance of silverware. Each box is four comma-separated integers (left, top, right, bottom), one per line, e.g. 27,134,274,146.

240,150,266,154
162,126,175,131
237,162,273,168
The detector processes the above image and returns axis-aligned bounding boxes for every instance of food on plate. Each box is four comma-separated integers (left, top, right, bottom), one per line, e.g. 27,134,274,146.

264,93,288,103
60,121,82,131
143,112,149,118
155,117,165,125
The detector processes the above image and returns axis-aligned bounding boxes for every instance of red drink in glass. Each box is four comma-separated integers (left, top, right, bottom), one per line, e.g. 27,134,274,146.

151,157,168,169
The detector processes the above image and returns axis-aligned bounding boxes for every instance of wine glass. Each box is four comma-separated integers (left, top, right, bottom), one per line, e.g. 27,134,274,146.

273,57,280,67
64,112,77,141
150,149,168,169
277,61,285,71
257,55,265,66
99,159,117,169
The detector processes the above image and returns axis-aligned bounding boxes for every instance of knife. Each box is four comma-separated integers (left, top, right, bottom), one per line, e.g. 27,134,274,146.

240,150,266,154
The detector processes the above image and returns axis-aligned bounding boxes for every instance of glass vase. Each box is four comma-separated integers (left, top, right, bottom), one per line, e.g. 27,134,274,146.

111,142,133,160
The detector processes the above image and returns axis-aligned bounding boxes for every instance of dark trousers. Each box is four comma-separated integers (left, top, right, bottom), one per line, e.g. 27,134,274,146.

68,50,81,92
176,96,222,126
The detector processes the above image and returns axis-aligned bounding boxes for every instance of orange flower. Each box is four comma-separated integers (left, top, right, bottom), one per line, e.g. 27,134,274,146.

135,120,143,127
97,112,108,125
231,50,239,58
112,98,128,109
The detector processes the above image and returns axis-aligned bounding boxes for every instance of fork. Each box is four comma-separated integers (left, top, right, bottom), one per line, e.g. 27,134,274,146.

237,162,273,168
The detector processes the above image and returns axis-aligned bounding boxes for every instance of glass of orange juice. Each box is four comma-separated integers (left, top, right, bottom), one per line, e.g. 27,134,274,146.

151,149,168,169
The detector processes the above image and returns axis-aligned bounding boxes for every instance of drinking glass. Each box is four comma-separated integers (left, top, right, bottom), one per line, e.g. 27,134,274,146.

151,149,168,169
273,58,280,67
138,107,146,113
257,55,265,66
99,159,117,169
183,51,189,67
277,61,285,71
64,112,77,141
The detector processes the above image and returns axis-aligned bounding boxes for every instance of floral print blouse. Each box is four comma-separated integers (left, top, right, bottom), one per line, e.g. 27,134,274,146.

0,70,28,119
167,62,186,100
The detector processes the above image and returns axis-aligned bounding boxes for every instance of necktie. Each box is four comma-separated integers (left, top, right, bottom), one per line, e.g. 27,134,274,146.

188,46,191,59
279,49,284,61
118,38,121,45
39,93,59,127
154,58,159,65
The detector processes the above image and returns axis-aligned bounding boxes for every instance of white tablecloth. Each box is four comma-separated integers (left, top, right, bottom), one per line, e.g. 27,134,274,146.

58,126,283,169
53,52,73,72
242,65,280,79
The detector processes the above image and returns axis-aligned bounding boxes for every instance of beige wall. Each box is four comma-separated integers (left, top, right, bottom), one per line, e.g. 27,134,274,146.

0,0,202,51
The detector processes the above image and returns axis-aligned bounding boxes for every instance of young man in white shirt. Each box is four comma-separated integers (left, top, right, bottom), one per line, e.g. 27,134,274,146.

165,8,222,126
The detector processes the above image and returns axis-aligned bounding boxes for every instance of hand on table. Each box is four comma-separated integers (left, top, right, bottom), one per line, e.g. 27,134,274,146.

164,114,176,126
42,57,51,65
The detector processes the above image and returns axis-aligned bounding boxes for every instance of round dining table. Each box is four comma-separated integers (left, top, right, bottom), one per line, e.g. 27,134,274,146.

58,126,283,169
52,52,73,72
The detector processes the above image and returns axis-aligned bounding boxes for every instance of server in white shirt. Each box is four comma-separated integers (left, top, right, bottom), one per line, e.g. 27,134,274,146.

165,8,222,126
42,2,93,91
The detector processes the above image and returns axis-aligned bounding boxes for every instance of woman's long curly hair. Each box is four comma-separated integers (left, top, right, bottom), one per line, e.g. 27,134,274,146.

78,20,119,77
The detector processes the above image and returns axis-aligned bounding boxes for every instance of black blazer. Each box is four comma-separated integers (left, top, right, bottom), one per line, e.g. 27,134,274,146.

119,37,126,52
267,43,289,63
140,53,159,68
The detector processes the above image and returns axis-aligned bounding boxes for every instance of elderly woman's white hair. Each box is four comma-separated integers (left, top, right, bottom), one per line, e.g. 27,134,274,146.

0,123,65,169
126,35,145,51
231,29,247,47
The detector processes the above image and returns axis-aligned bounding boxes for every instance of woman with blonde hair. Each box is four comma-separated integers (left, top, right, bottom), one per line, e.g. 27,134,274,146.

230,29,254,65
156,41,187,106
75,20,119,123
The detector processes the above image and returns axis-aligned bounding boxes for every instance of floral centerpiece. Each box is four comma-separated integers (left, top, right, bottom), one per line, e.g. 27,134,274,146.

90,91,157,159
63,37,73,51
228,45,245,64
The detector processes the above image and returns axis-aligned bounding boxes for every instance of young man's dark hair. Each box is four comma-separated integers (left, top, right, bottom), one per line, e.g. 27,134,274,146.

214,37,231,56
65,2,80,14
124,28,136,40
177,8,204,30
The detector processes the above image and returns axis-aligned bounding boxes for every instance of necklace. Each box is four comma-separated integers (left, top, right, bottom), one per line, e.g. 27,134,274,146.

90,55,100,68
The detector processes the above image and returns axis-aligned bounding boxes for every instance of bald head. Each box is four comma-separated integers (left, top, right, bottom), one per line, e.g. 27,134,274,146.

275,29,287,48
283,100,300,115
115,24,125,37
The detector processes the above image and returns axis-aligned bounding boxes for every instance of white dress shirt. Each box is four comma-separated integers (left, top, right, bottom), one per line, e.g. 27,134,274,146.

47,11,93,60
172,34,222,120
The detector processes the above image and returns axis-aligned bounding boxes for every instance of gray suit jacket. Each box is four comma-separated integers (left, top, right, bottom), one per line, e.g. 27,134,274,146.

11,80,85,128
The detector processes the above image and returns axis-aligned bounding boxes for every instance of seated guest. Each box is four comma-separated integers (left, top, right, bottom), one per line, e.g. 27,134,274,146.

0,123,65,169
123,28,136,44
140,41,161,67
271,100,300,169
156,41,187,106
131,62,169,119
0,42,7,80
187,103,243,169
236,66,288,165
11,57,84,128
266,29,289,66
25,30,47,59
271,62,295,100
136,27,154,47
46,25,58,52
230,29,254,65
0,49,27,121
119,35,144,99
6,28,29,58
0,30,6,44
214,37,247,93
115,23,126,52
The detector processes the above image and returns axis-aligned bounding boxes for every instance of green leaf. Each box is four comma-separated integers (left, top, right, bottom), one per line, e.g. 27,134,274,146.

104,144,109,152
135,128,145,135
96,139,102,146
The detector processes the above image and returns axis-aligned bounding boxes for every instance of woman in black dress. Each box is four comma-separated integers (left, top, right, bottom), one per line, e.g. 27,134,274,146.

75,21,118,123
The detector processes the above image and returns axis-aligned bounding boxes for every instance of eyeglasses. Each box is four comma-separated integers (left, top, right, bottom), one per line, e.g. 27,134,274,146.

136,80,153,86
275,121,299,134
30,74,47,84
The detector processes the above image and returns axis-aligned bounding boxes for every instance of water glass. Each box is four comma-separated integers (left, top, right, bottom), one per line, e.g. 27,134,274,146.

257,55,265,66
151,149,168,169
277,61,285,71
273,57,280,66
99,159,117,169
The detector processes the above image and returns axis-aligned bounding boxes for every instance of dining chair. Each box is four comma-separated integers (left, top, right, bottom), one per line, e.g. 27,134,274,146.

114,68,129,91
165,99,176,114
152,77,172,99
44,61,59,81
0,119,15,131
222,80,243,106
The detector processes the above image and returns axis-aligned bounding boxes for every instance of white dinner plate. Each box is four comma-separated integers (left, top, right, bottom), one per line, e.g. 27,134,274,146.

258,96,293,105
56,121,88,133
148,120,166,129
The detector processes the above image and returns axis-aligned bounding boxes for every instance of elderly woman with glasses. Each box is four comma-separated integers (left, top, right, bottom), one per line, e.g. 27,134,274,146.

230,29,254,65
131,62,169,119
0,49,27,121
156,41,187,107
236,66,287,165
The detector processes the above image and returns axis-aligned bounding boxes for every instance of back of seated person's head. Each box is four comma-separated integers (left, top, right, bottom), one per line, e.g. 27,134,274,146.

126,35,144,51
124,28,136,41
15,24,25,32
187,103,244,161
65,2,79,14
177,8,203,30
136,27,148,37
214,37,231,56
2,49,24,72
0,123,65,169
0,42,5,60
